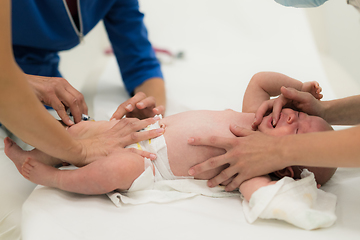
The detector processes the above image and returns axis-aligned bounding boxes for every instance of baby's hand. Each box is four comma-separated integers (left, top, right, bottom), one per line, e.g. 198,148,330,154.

302,81,323,100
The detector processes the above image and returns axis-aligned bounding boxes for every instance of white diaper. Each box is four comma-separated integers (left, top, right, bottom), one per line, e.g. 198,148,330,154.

125,115,187,181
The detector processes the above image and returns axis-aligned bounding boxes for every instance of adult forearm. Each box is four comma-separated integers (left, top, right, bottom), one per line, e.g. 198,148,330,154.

323,95,360,125
0,0,83,164
0,67,83,163
134,77,166,108
282,125,360,168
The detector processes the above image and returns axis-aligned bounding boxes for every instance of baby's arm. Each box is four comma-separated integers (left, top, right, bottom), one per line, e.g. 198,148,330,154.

242,72,319,113
239,175,276,201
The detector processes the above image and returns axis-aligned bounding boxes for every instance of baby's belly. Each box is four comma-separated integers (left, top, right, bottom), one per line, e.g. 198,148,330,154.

167,136,227,179
159,110,251,180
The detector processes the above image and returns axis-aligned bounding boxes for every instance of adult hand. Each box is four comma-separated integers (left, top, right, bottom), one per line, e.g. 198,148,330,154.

253,86,325,129
111,92,165,120
78,116,164,166
188,125,286,191
26,74,88,126
4,117,163,167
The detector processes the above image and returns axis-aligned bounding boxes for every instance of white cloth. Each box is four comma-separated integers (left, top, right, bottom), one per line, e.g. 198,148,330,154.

108,166,239,206
241,169,337,230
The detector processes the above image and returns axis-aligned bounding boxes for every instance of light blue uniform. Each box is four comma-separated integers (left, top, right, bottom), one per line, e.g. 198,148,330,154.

275,0,360,12
274,0,328,7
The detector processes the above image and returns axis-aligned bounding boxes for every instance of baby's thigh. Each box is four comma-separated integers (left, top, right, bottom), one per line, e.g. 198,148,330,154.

107,151,147,190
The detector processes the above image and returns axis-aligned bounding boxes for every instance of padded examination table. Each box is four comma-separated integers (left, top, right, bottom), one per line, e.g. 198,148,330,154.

22,1,360,239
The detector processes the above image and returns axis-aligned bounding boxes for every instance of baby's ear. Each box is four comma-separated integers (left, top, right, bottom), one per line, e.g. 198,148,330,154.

273,167,294,178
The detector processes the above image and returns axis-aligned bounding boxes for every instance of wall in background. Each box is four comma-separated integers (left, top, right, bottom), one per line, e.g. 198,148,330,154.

305,0,360,97
57,1,360,99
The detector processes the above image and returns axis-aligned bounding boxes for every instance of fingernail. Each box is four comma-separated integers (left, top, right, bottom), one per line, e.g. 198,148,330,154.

69,119,75,125
188,169,195,176
153,116,160,121
137,102,145,108
126,104,132,110
156,128,164,134
207,181,213,187
187,137,194,143
272,119,276,126
150,154,157,160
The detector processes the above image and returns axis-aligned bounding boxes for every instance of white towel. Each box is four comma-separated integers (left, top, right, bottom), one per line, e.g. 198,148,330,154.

241,169,337,230
107,167,240,206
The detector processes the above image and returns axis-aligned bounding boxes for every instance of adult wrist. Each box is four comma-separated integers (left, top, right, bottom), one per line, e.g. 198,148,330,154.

321,100,334,124
275,135,296,169
65,139,87,167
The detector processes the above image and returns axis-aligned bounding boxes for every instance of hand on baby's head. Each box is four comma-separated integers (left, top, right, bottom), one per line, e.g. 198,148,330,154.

256,108,332,136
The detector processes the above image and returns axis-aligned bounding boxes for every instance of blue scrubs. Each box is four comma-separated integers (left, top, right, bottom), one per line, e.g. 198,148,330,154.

12,0,163,95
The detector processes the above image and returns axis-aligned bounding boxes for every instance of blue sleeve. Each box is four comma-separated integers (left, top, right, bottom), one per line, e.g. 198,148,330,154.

103,0,163,95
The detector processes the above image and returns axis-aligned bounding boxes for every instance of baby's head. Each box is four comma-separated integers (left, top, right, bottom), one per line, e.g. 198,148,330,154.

257,108,333,136
271,165,337,186
257,108,336,185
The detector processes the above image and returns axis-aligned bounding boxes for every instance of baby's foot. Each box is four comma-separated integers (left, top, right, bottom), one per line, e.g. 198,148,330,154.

22,158,60,188
4,136,63,168
4,137,27,174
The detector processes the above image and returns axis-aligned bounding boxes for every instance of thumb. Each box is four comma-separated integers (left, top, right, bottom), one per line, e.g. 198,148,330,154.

230,125,255,137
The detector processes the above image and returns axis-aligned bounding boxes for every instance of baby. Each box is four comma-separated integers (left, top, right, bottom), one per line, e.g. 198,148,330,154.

5,72,336,201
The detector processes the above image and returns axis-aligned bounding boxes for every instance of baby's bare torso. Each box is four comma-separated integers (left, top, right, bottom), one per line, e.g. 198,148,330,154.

159,110,254,180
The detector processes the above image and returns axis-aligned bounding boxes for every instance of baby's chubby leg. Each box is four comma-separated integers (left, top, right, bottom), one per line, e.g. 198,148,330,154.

21,150,146,195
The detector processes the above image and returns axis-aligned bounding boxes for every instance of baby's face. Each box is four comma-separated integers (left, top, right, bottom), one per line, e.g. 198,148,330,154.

257,108,332,136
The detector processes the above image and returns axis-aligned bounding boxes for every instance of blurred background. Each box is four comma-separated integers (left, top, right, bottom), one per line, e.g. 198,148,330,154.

58,0,360,103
